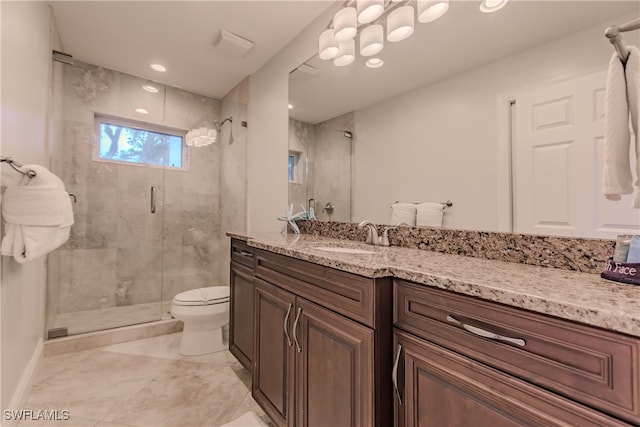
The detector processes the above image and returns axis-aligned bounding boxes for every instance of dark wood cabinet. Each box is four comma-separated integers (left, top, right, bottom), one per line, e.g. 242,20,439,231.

229,261,255,371
251,249,393,427
393,280,639,427
229,239,255,371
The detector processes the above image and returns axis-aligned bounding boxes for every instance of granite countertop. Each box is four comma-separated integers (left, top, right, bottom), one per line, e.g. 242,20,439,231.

227,232,640,337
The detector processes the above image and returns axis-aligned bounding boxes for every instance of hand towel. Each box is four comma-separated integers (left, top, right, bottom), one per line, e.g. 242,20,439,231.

626,47,640,207
416,202,444,228
1,164,74,263
602,47,637,203
390,202,417,226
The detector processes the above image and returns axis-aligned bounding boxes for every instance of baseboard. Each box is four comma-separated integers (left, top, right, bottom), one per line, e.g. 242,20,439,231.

3,338,44,427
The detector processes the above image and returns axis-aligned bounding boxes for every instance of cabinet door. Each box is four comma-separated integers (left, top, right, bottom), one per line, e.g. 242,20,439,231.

229,261,254,371
394,330,627,427
253,278,296,427
295,298,374,427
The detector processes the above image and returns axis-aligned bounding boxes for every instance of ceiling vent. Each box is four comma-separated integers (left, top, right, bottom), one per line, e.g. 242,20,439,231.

213,29,255,58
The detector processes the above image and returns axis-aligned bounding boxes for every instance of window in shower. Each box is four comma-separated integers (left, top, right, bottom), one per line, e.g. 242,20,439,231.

94,114,189,170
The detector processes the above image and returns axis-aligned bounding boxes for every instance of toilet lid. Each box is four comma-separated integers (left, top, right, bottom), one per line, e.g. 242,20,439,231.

173,286,230,306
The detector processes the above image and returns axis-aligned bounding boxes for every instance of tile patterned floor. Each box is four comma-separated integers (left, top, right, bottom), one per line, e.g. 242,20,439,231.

20,333,273,427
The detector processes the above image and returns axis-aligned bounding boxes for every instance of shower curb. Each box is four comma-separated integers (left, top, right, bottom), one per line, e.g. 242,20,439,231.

43,319,183,357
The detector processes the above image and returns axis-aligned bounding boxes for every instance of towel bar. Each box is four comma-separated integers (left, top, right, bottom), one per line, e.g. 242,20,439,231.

0,156,37,178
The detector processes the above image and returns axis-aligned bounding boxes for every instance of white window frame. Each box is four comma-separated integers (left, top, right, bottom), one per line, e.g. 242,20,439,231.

93,114,190,171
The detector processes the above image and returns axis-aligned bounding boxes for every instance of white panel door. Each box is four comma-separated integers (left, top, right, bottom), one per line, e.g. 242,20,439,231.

513,71,640,238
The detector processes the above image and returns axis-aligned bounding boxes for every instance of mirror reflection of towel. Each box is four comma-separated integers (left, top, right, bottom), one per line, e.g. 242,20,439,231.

1,164,74,263
416,202,444,228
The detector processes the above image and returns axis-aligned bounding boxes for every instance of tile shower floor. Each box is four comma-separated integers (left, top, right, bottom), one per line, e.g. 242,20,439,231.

20,333,273,427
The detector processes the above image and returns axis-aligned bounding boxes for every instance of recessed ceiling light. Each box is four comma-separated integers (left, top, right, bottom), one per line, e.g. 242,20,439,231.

288,104,293,109
150,63,166,72
365,58,384,68
479,0,508,13
142,84,159,93
135,108,149,114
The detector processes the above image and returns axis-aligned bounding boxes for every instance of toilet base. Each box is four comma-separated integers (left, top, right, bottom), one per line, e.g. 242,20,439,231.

180,325,226,356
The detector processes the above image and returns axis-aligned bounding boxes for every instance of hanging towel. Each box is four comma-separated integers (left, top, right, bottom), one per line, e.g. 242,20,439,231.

626,47,640,208
390,202,417,226
416,202,444,228
1,164,74,263
602,46,640,207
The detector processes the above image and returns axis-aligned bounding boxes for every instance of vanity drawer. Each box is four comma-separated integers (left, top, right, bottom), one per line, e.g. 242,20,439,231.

254,249,383,327
230,239,255,268
394,279,640,424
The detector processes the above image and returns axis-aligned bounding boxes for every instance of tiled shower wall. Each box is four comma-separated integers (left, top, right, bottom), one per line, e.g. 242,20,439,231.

48,60,223,319
288,112,354,222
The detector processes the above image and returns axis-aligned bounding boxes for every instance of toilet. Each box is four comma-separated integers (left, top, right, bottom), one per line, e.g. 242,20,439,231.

170,286,230,356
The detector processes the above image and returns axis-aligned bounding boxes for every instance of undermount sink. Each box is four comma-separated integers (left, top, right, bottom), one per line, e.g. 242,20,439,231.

314,246,375,254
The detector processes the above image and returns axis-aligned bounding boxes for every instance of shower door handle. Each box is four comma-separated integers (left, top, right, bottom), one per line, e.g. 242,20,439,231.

150,186,157,214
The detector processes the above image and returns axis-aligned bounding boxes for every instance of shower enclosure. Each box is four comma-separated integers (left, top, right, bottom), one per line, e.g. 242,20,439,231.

46,58,224,337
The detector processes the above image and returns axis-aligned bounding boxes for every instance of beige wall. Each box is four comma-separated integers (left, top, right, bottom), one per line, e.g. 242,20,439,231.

0,1,54,411
246,3,342,233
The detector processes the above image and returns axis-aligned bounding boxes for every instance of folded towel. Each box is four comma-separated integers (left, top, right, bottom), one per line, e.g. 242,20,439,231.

390,203,417,226
626,47,639,208
416,202,444,228
602,47,638,204
1,164,74,263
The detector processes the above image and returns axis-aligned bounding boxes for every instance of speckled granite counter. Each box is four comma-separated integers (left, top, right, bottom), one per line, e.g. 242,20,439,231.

227,232,640,337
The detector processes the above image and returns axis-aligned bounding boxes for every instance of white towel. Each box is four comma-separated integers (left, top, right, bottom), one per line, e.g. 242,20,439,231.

626,47,640,208
416,202,444,228
390,203,417,226
602,46,639,207
1,164,74,263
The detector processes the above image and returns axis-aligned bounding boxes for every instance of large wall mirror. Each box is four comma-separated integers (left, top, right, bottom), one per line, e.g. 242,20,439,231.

288,0,639,239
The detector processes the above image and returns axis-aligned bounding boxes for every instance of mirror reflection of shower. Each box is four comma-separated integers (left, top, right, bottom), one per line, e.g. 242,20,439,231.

288,112,354,223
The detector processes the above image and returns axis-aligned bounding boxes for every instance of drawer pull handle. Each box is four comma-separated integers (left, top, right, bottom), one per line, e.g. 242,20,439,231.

446,315,526,347
283,303,293,346
293,307,303,353
239,250,254,258
392,344,403,406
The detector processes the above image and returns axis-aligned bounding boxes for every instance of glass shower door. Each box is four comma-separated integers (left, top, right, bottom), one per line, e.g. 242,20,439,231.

46,59,166,337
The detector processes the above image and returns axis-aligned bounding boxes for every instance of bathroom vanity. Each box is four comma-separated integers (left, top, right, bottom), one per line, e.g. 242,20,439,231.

228,233,640,427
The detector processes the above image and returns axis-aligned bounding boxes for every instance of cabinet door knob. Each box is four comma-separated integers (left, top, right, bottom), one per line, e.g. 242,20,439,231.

284,303,293,346
446,315,526,347
392,344,403,405
292,307,303,353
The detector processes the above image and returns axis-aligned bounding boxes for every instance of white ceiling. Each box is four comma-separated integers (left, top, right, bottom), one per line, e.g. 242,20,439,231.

49,0,335,99
289,0,640,123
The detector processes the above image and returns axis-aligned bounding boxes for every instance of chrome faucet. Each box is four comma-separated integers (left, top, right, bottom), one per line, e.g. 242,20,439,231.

358,220,381,246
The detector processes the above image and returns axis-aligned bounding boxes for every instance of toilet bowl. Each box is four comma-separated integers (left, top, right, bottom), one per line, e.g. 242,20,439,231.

170,286,230,355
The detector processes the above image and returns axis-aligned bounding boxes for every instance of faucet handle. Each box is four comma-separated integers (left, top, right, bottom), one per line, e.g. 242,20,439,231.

381,226,397,247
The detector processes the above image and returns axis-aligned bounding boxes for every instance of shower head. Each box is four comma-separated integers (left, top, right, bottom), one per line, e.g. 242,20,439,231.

213,117,233,132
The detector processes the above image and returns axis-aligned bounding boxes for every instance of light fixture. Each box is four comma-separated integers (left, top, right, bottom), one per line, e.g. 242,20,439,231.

150,63,166,72
333,7,357,41
356,0,384,24
142,84,159,93
288,104,293,109
319,29,339,60
185,117,233,147
135,108,149,114
480,0,508,13
387,5,415,42
365,58,384,68
319,0,451,68
334,39,356,66
417,0,449,23
360,24,384,56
